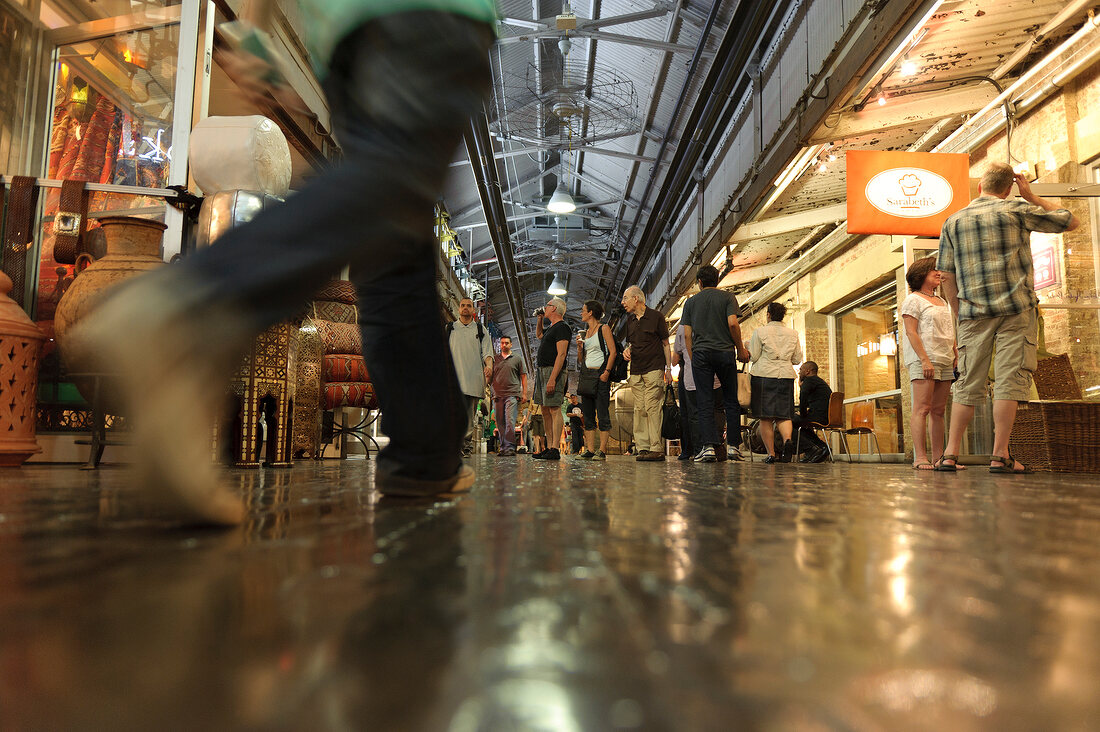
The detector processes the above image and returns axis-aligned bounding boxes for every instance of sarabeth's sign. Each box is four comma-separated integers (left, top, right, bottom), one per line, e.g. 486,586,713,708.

847,151,970,237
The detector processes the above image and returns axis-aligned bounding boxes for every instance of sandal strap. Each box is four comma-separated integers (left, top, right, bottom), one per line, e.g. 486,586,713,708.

939,454,959,463
990,455,1008,466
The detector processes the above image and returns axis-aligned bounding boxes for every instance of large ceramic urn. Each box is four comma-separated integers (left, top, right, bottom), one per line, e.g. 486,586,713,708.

53,216,167,357
0,271,46,466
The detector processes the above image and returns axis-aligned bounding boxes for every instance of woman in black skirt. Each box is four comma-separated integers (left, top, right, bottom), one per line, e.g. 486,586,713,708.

749,302,804,463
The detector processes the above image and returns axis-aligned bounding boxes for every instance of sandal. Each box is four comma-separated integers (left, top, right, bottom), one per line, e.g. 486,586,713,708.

989,454,1034,474
934,454,959,472
913,461,935,470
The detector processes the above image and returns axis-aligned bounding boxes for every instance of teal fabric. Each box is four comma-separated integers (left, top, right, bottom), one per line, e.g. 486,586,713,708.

297,0,498,74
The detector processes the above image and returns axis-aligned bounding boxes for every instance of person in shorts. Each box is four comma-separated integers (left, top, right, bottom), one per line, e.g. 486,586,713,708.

901,256,956,470
937,163,1079,473
532,297,570,460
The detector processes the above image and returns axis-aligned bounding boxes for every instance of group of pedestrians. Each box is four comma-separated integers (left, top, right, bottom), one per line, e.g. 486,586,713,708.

449,162,1078,473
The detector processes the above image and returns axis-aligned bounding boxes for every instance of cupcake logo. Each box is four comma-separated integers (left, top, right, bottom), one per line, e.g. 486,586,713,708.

865,167,953,219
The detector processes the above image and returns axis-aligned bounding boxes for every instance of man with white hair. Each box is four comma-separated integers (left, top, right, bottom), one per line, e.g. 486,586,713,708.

621,285,672,461
532,296,571,460
936,162,1080,473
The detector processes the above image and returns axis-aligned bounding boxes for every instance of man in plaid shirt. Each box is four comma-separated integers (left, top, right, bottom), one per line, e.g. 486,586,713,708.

936,162,1079,473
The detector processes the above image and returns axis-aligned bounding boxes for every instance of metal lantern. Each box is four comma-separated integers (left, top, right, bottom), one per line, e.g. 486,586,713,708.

0,271,45,466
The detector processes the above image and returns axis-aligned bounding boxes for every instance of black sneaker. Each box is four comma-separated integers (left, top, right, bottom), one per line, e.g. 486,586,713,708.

542,448,561,461
592,450,607,461
575,450,596,460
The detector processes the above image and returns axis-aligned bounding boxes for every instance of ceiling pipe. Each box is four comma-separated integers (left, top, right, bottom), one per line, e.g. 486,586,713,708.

463,114,532,369
607,0,778,301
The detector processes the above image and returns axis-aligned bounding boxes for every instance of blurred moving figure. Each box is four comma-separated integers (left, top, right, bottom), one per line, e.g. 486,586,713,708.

71,0,499,522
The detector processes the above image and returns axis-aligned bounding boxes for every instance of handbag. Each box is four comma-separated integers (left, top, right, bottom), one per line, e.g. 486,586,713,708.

737,364,752,408
661,385,682,440
577,366,600,398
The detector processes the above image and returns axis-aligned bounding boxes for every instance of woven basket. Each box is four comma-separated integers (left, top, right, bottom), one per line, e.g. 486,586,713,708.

1010,401,1100,473
1033,354,1082,400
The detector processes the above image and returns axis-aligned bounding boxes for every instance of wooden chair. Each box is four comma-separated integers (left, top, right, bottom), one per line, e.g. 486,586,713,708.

845,400,882,462
796,391,846,462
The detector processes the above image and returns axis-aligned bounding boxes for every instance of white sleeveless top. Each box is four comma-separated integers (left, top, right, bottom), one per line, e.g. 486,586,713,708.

584,329,605,369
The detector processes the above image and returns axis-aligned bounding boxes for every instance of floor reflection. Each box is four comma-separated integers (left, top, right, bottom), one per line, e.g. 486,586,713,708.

1,459,1100,729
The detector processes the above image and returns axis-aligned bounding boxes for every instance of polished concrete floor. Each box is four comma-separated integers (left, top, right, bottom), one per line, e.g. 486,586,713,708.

2,456,1100,731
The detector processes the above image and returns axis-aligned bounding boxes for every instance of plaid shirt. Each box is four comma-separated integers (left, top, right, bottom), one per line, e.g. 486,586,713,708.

937,196,1074,321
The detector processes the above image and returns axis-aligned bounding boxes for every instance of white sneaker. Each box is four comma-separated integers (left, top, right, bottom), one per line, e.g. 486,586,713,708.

693,446,717,463
727,446,744,462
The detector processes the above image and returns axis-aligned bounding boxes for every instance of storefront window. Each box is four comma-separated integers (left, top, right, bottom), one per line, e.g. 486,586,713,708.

833,284,904,454
0,3,36,173
31,1,183,431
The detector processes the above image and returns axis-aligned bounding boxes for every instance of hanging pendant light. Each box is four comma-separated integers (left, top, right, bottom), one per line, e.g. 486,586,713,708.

547,184,576,214
547,273,568,296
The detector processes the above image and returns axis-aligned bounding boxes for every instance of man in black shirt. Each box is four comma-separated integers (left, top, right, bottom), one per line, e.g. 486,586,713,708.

533,296,571,460
681,264,750,462
621,285,671,461
795,361,831,462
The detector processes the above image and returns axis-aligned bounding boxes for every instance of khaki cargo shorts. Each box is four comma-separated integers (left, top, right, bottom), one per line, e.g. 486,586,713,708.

952,308,1038,406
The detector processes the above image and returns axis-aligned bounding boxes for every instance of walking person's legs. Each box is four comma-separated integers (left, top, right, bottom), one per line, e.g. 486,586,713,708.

596,379,612,454
71,13,493,521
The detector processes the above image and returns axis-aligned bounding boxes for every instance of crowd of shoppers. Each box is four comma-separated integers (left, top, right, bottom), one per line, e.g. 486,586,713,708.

457,162,1078,474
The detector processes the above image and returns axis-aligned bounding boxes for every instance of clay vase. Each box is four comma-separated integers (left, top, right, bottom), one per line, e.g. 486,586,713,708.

54,216,167,383
0,271,46,466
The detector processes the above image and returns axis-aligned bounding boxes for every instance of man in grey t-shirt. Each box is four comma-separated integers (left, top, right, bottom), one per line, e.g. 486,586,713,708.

491,335,528,456
448,297,494,456
681,265,750,462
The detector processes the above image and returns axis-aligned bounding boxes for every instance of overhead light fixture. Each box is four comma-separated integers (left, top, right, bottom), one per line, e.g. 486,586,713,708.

547,273,568,296
547,185,576,214
900,58,918,77
878,93,888,106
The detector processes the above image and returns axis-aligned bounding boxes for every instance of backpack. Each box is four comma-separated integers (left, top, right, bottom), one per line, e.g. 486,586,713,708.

446,320,485,342
597,326,629,383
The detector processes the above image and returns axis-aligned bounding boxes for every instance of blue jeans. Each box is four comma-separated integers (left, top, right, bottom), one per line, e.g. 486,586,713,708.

677,378,698,456
494,396,519,450
692,349,742,448
146,14,493,480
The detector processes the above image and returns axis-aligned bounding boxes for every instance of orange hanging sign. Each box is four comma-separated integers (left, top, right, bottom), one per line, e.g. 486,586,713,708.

846,150,970,236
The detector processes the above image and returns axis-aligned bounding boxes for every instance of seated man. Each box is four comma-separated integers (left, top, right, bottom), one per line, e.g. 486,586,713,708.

794,361,831,462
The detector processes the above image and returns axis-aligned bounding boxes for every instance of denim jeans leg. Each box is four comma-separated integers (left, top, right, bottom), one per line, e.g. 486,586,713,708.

677,378,694,455
713,352,742,447
692,351,719,446
149,15,492,481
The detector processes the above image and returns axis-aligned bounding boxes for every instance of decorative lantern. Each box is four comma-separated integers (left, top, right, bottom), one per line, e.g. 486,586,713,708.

0,271,45,466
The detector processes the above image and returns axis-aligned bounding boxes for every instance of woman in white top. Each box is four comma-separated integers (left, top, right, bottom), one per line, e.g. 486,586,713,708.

749,302,804,463
901,256,958,471
574,300,618,460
